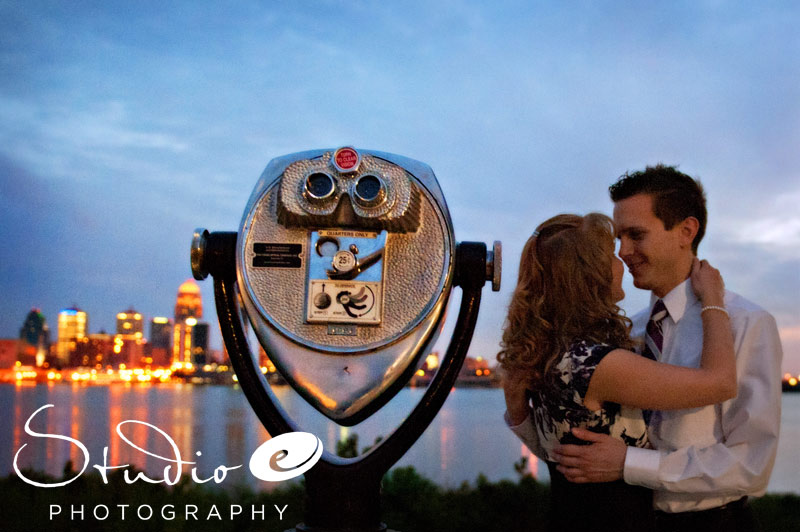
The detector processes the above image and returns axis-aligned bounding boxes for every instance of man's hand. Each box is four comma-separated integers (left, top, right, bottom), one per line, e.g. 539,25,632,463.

552,428,627,483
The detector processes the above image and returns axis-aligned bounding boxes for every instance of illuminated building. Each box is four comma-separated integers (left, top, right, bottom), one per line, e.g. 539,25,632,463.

114,334,146,368
410,352,440,386
72,333,113,368
175,279,203,322
425,353,439,372
257,345,283,384
456,356,498,387
18,308,51,367
0,339,18,369
173,280,203,366
150,317,172,348
149,317,173,367
461,356,491,377
191,322,209,365
116,308,144,338
57,307,87,367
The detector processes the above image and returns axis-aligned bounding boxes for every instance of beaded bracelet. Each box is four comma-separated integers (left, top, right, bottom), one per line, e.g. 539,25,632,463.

701,305,729,317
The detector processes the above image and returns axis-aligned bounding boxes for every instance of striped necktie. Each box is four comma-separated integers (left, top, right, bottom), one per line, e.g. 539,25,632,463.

642,299,668,424
643,299,668,361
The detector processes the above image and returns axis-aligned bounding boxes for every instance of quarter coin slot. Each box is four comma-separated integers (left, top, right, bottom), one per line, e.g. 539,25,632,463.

315,236,340,257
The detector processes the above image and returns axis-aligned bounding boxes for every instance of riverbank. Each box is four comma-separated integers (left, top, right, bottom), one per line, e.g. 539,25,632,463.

2,465,798,532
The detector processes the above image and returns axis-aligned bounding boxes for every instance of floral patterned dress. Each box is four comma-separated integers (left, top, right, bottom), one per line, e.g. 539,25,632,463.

532,340,655,532
531,340,649,459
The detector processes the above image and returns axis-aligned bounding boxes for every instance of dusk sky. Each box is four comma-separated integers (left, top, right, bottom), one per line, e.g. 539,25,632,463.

1,1,799,372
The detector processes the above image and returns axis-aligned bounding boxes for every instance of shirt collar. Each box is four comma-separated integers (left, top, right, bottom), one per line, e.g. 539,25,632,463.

649,279,698,324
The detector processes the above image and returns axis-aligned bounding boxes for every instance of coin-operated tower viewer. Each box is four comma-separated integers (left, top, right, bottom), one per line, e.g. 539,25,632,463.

192,146,501,532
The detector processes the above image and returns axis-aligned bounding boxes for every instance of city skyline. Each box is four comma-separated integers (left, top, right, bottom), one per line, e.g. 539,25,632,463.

6,283,196,345
1,2,798,371
2,276,216,373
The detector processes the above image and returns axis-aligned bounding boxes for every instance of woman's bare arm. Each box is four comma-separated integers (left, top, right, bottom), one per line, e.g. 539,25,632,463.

584,258,736,411
503,370,533,424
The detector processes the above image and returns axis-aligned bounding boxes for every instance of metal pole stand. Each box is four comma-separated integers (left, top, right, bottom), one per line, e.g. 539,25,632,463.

199,231,496,532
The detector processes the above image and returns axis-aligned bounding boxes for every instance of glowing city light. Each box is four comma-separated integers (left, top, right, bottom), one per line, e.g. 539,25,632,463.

425,354,439,370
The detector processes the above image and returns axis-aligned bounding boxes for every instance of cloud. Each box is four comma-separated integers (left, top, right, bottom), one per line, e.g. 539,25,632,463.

1,1,798,374
0,97,190,181
704,226,800,372
722,188,800,253
737,218,800,249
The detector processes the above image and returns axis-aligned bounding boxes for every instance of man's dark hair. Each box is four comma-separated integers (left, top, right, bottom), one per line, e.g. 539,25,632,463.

609,164,707,254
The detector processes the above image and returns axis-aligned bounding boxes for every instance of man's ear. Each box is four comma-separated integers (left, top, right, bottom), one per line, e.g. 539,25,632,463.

678,216,699,249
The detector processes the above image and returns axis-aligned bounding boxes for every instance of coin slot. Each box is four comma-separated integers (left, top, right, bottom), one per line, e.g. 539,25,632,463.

315,236,340,257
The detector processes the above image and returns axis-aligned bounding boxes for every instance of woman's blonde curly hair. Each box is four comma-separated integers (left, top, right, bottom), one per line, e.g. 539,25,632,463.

498,213,634,386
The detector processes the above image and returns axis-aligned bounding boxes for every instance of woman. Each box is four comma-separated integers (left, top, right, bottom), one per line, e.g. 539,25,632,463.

499,213,735,532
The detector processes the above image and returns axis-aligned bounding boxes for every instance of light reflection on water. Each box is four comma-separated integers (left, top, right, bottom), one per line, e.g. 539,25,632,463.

1,383,540,490
1,383,796,494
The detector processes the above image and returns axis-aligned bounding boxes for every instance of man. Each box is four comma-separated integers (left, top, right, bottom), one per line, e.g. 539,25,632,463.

552,165,783,531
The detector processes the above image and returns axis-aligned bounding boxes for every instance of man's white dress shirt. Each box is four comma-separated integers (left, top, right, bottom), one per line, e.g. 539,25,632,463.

623,280,782,512
507,279,783,513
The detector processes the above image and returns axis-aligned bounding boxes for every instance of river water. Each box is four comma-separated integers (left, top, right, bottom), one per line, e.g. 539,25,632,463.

1,383,797,494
